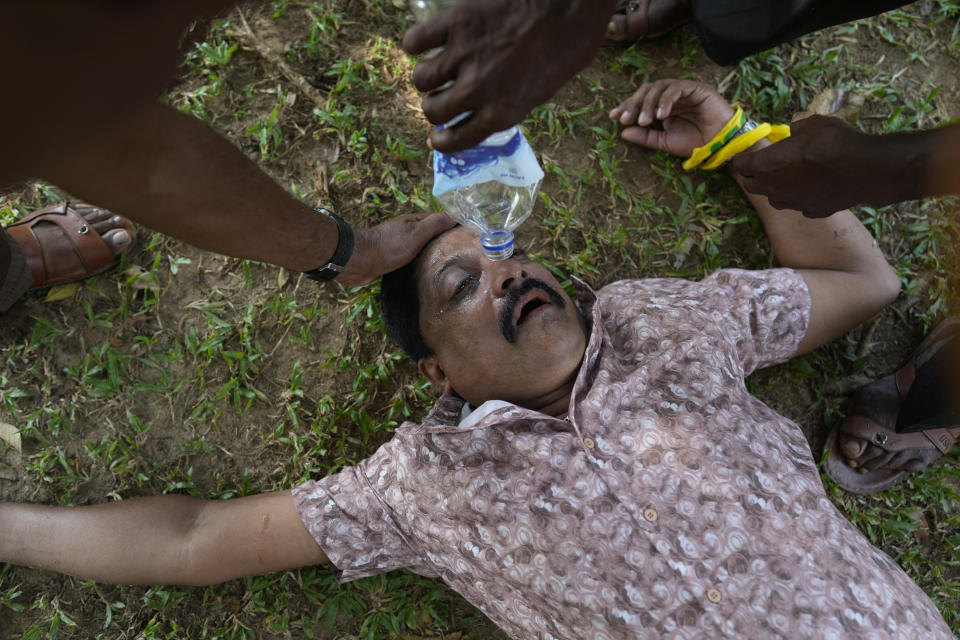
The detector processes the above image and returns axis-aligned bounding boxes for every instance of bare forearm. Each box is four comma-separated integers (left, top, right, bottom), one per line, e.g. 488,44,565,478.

732,140,890,274
0,497,203,585
40,102,337,272
0,492,327,587
732,139,900,353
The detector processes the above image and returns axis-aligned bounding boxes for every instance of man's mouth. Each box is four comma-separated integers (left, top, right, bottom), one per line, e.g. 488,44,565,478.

498,278,566,344
515,294,549,327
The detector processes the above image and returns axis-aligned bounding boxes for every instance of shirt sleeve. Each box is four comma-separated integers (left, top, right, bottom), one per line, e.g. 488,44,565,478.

700,268,811,376
292,440,432,582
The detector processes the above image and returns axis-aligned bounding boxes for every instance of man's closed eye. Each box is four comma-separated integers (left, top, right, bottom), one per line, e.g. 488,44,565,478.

453,274,477,300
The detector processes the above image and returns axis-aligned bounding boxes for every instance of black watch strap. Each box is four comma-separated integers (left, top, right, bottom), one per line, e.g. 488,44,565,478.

303,208,354,282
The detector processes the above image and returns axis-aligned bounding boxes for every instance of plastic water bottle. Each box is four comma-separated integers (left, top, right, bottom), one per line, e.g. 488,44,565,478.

433,127,544,260
410,0,544,260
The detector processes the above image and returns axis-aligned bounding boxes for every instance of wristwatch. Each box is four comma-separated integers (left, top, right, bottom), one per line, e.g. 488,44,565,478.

734,118,759,138
302,207,355,282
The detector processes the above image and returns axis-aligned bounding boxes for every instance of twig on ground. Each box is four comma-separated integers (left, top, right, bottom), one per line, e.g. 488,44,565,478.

231,8,328,110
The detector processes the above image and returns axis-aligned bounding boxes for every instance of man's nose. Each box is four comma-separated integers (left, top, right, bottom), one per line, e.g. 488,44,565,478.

489,260,528,297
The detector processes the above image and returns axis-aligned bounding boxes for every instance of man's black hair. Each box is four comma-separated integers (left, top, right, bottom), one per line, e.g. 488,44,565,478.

380,256,433,362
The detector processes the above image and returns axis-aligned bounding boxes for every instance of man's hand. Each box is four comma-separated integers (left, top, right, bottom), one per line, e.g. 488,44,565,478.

728,114,884,218
610,79,734,157
338,212,455,286
402,0,617,152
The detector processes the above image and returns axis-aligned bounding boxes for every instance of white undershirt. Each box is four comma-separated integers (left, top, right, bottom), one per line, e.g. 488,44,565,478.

458,399,515,428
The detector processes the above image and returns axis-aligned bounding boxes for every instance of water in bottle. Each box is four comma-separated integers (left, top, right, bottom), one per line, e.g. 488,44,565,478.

433,126,544,260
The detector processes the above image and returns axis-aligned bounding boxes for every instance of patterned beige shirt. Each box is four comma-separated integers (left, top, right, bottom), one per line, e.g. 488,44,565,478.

294,269,950,639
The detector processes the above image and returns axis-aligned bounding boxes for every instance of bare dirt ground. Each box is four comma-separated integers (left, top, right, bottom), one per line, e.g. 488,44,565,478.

1,1,958,638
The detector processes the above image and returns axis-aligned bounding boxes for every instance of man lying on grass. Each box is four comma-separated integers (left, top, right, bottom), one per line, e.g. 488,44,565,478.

1,79,951,639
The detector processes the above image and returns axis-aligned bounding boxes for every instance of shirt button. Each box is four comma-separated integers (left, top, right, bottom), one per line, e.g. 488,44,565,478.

583,437,595,449
706,588,722,603
643,508,658,522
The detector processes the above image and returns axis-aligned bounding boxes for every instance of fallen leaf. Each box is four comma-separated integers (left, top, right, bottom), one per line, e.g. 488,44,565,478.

45,282,80,302
278,266,290,289
0,422,21,452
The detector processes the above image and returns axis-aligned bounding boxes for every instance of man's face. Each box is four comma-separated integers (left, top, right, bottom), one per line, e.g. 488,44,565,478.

416,227,587,411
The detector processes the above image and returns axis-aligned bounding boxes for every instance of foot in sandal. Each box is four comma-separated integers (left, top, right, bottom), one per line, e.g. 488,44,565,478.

1,202,135,310
824,317,960,494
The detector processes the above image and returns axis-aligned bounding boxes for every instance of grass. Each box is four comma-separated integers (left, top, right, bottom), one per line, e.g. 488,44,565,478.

1,2,959,638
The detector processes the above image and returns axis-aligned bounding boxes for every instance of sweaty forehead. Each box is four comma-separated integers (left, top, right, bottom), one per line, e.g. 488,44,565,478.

414,226,478,289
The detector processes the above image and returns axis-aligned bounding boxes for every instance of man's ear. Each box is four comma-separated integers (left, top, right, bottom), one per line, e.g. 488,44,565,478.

418,355,454,396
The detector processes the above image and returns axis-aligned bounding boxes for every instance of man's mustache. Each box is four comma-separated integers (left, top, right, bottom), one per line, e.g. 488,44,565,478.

498,278,566,344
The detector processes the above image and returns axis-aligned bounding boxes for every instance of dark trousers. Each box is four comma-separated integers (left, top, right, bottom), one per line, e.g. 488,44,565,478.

692,0,913,65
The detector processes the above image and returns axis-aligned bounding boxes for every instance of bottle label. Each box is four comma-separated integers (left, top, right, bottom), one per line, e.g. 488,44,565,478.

432,127,544,196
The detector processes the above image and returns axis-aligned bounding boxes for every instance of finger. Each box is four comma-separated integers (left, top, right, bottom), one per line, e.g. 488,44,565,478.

410,51,460,94
655,82,688,121
611,83,654,125
429,109,509,153
419,81,487,130
401,17,449,55
409,211,458,243
637,82,671,127
620,126,669,152
384,212,457,265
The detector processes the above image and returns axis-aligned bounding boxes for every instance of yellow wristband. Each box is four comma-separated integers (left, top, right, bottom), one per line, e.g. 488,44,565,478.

700,123,772,169
682,105,746,171
767,124,791,143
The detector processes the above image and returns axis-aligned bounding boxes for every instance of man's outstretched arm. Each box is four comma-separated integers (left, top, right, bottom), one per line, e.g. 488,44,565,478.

0,492,326,586
612,79,901,354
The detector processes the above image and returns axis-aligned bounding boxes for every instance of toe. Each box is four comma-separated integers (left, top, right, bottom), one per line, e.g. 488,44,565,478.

101,228,132,255
839,435,866,460
90,215,125,236
860,449,897,472
78,205,113,224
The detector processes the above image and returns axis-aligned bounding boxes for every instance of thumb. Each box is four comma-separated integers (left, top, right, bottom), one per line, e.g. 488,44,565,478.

620,126,670,153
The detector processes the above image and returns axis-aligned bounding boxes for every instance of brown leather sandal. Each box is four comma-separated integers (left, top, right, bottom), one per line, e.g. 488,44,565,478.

5,202,136,289
604,0,692,44
824,317,960,494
